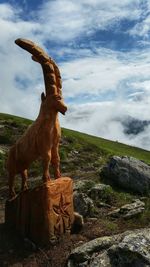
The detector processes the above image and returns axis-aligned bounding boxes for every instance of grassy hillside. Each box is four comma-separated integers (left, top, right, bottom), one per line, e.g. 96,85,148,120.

62,128,150,164
0,111,149,184
0,112,150,167
0,113,150,267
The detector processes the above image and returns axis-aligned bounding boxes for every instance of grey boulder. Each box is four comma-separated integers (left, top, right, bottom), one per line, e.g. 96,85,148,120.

88,184,112,201
101,156,150,195
73,192,95,217
66,228,150,267
108,199,145,219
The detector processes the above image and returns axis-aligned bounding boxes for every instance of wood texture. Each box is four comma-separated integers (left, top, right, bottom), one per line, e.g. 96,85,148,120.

5,177,74,245
7,38,67,198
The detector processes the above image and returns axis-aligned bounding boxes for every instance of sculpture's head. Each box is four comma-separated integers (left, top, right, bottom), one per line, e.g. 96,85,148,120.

41,92,67,115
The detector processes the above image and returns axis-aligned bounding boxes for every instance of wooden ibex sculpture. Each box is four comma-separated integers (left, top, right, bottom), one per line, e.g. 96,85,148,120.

7,39,67,198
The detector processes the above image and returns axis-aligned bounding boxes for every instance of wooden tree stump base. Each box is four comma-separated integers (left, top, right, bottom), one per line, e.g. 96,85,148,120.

5,177,74,245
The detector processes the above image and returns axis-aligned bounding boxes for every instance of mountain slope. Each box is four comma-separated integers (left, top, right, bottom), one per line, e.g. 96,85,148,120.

0,112,150,166
0,113,150,267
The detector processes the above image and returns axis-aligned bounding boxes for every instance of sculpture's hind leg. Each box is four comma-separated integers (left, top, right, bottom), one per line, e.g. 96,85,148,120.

21,169,28,191
51,145,61,178
8,172,16,199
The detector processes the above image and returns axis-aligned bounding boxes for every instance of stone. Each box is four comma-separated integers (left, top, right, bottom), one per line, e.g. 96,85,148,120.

90,251,111,267
108,199,145,219
0,149,5,154
66,228,150,267
67,235,121,265
88,184,112,201
73,192,95,217
73,180,95,192
101,156,150,195
5,177,74,245
98,202,112,208
108,229,150,266
72,212,84,233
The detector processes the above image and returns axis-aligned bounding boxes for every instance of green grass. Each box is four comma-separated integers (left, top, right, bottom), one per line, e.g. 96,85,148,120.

0,113,32,145
0,112,150,165
0,113,32,126
62,128,150,165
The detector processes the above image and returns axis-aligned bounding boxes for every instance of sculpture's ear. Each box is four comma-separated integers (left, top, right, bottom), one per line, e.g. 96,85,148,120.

41,92,46,102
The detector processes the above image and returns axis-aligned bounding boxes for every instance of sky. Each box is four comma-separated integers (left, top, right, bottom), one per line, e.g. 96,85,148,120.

0,0,150,150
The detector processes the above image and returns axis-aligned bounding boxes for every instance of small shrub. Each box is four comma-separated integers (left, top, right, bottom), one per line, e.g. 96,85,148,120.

100,186,114,204
81,180,96,192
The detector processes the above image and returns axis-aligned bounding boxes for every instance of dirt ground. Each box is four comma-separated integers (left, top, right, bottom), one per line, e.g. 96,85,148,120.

0,194,147,267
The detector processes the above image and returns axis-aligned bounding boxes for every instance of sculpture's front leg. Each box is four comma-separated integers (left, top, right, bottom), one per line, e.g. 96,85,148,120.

51,145,61,178
42,153,51,182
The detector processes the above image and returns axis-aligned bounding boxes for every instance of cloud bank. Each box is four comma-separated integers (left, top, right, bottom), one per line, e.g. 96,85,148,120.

0,1,150,150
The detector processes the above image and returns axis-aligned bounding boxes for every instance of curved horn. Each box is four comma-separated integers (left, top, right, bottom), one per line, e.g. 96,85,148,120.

15,38,62,96
15,38,50,64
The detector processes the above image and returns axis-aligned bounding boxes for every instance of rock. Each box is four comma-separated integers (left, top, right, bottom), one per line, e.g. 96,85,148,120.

90,251,111,267
73,192,95,217
68,235,119,264
108,199,145,219
72,212,84,233
73,180,95,192
108,229,150,266
0,149,5,154
98,202,112,208
66,228,150,267
101,156,150,195
88,184,112,201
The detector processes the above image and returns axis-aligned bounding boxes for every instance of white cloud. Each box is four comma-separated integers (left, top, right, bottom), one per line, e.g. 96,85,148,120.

0,3,18,19
36,0,143,42
0,1,150,151
0,3,43,118
61,99,150,150
129,12,150,38
60,47,150,101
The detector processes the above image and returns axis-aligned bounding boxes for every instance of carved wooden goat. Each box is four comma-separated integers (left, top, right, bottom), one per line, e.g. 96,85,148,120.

6,39,67,198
